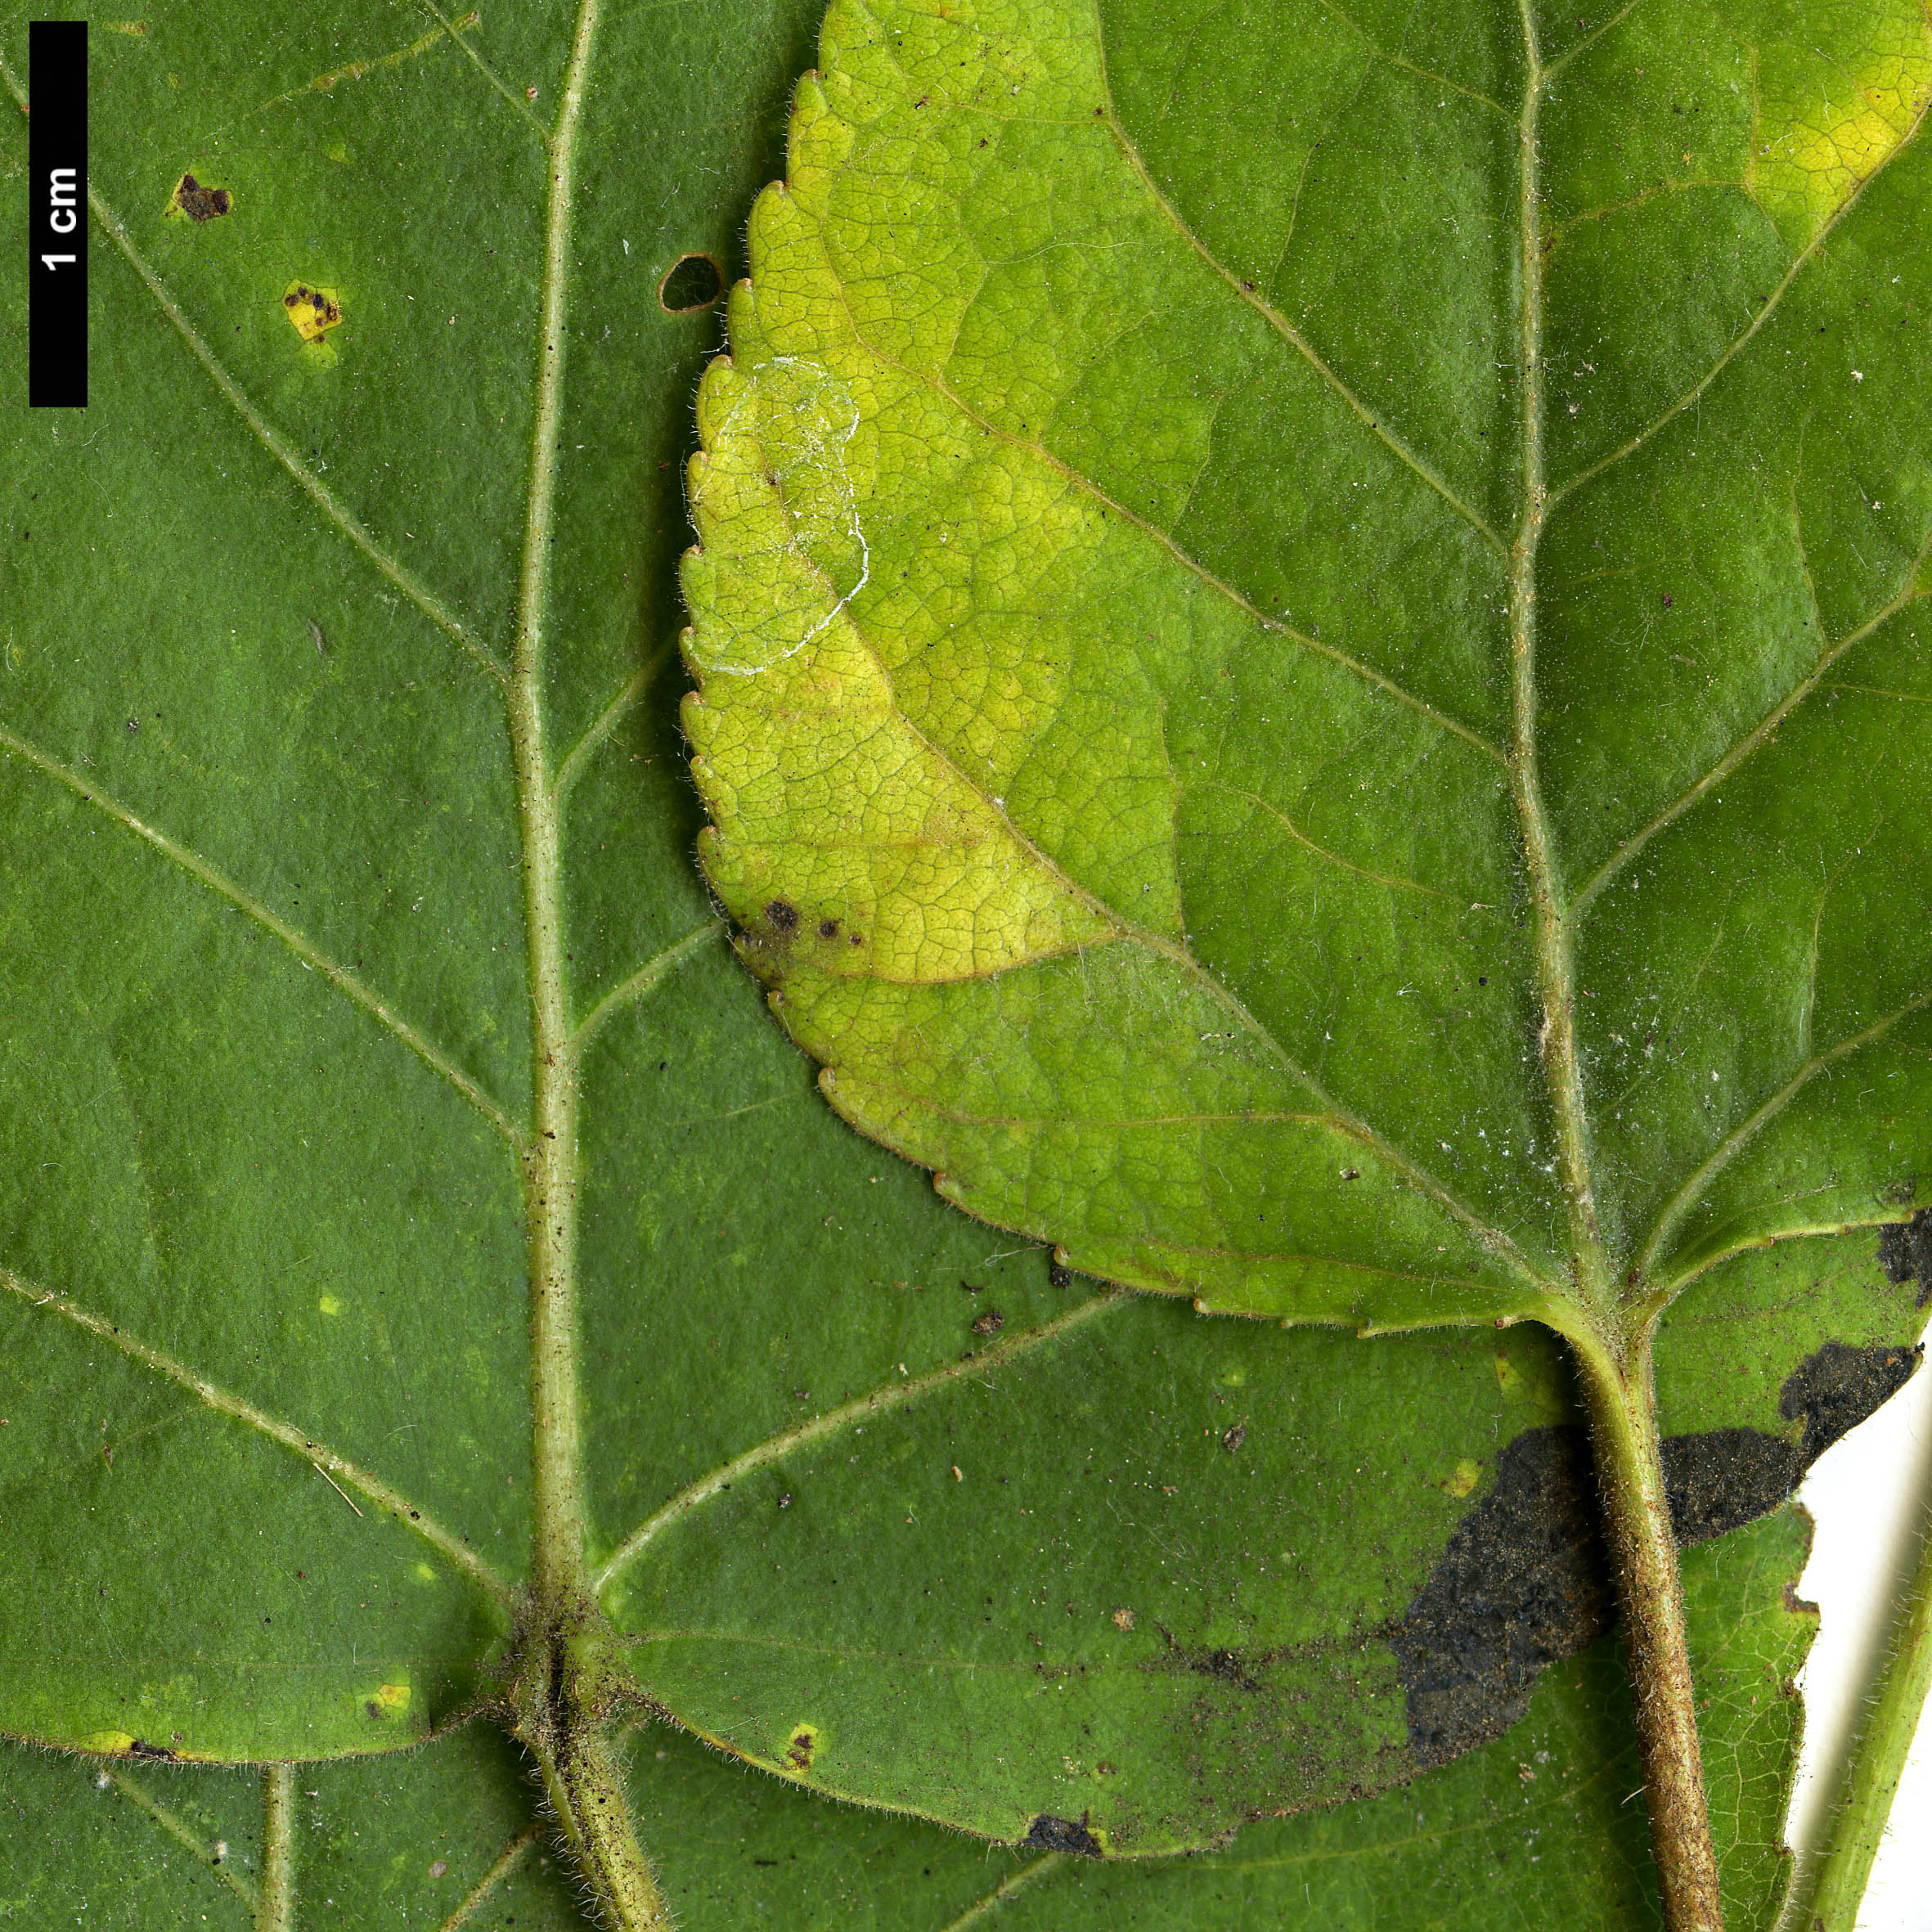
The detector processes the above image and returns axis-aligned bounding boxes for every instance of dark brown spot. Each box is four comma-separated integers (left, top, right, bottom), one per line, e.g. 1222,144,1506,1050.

764,899,798,933
786,1728,815,1772
818,917,841,939
1049,1264,1072,1289
126,1739,177,1760
170,173,231,222
366,1700,385,1720
658,253,723,314
1022,1814,1101,1857
970,1308,1004,1337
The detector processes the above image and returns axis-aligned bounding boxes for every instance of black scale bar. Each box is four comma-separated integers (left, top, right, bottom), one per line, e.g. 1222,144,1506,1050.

28,20,88,409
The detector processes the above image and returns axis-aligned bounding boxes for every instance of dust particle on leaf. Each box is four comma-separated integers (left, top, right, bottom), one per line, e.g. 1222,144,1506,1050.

1221,1422,1247,1453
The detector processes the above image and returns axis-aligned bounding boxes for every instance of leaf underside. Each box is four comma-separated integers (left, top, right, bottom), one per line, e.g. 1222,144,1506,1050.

2,0,1928,1926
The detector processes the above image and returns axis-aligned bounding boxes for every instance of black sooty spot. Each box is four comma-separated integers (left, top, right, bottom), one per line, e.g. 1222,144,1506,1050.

818,917,841,939
658,253,724,314
127,1738,178,1760
1660,1429,1803,1543
1879,1209,1932,1308
764,899,798,934
1049,1263,1072,1288
1391,1427,1613,1768
1393,1337,1921,1766
365,1700,386,1721
1779,1338,1921,1461
171,172,231,222
1022,1813,1102,1857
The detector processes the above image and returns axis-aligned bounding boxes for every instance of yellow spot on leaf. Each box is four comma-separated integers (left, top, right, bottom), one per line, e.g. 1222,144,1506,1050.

282,281,343,346
1440,1458,1482,1498
1749,10,1932,243
359,1681,411,1722
318,1295,340,1316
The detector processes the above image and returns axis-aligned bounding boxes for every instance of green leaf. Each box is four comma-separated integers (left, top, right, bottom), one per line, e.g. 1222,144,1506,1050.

627,1511,1816,1932
685,0,1932,1328
3,2,1927,1928
676,0,1932,1907
1,1727,582,1927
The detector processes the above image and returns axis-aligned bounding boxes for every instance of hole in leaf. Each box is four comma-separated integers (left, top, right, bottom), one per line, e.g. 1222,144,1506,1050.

658,253,723,314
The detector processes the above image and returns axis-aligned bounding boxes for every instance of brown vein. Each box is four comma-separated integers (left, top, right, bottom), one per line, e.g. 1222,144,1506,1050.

552,640,675,806
1091,0,1511,561
102,1767,259,1910
437,1831,541,1932
1202,780,1465,901
1309,0,1515,121
932,1854,1066,1932
573,919,725,1051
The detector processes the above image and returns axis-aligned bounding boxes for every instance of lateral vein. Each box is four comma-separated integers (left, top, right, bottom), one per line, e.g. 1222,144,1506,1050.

591,1295,1122,1592
0,725,523,1149
0,1265,516,1608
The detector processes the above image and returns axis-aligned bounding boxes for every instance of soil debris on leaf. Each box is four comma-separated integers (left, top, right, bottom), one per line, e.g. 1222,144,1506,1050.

1391,1427,1612,1768
1660,1430,1803,1543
